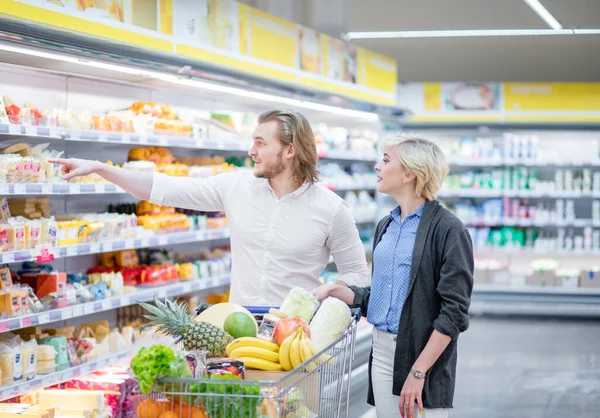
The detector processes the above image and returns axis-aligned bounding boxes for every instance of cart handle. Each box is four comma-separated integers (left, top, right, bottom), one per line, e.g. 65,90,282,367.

195,303,362,321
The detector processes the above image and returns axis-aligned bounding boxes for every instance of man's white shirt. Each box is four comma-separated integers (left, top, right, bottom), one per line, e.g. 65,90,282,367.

150,171,371,305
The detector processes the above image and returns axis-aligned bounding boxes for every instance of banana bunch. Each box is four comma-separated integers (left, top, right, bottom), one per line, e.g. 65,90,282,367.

226,337,283,371
279,328,317,372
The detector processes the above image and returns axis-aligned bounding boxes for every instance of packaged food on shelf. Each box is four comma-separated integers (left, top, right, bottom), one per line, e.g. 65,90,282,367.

36,345,56,375
319,161,377,190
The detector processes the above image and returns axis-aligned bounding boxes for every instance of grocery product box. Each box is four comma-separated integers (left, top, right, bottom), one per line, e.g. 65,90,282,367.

526,270,557,287
580,270,600,288
246,370,321,413
18,272,66,298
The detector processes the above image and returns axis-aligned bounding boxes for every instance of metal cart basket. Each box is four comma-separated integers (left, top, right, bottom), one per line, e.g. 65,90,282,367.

133,306,362,418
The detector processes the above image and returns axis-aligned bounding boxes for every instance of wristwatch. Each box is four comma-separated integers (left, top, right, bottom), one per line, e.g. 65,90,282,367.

410,368,426,380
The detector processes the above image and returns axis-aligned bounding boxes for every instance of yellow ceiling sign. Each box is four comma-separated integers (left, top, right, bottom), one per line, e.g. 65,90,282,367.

505,83,600,112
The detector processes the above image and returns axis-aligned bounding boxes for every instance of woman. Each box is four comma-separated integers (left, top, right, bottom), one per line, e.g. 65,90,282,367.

313,136,474,418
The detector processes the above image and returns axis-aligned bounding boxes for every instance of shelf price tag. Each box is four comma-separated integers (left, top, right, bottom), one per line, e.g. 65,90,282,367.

95,184,104,193
0,321,9,333
36,246,55,263
66,246,78,257
62,309,73,320
8,125,21,135
102,299,111,311
98,133,108,142
104,242,113,252
14,184,26,194
70,130,81,140
25,126,37,136
89,243,100,254
158,236,168,246
80,364,91,376
62,369,74,380
182,283,192,293
157,288,167,298
73,306,84,317
37,313,50,325
122,134,131,143
20,316,32,328
2,252,15,264
83,303,95,315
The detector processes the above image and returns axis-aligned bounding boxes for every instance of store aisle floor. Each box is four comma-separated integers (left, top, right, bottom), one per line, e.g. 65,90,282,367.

354,317,600,418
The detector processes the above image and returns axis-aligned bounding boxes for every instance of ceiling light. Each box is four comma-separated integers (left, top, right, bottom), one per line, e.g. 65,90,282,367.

0,43,378,121
574,29,600,35
523,0,562,30
346,28,600,39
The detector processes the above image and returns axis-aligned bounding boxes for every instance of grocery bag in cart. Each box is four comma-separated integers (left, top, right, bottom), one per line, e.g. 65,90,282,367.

131,289,361,417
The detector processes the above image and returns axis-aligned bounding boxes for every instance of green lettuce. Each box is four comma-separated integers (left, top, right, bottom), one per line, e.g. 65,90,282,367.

130,344,192,394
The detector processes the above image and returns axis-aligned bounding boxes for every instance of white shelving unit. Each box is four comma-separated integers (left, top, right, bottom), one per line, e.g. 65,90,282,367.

0,274,231,334
399,124,600,316
0,228,231,264
437,188,600,199
0,34,384,403
0,183,126,195
0,123,378,164
0,349,134,401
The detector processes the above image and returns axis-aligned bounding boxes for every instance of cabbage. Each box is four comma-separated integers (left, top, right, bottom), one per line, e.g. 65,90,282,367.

280,287,319,323
309,297,352,351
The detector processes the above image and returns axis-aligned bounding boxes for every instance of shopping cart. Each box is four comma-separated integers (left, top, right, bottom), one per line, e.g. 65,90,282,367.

133,305,362,418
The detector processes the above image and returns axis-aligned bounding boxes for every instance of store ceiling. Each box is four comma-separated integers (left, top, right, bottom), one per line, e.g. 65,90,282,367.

347,0,600,82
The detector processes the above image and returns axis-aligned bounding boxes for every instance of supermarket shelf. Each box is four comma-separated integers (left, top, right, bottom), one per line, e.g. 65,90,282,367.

449,158,600,167
0,183,125,195
0,274,231,334
0,349,133,401
475,247,600,257
471,284,600,318
0,228,231,264
438,189,600,199
0,123,62,139
0,124,379,162
64,128,251,152
464,219,600,228
474,284,600,296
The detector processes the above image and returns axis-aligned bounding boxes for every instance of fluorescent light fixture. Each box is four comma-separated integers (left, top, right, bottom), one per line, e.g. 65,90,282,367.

0,43,378,121
523,0,562,30
574,29,600,35
346,28,600,39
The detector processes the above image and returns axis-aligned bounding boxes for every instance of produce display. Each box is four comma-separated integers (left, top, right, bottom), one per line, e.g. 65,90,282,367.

127,286,351,418
139,298,234,358
136,288,353,376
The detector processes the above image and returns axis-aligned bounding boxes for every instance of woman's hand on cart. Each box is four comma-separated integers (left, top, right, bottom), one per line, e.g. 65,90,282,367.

311,283,355,305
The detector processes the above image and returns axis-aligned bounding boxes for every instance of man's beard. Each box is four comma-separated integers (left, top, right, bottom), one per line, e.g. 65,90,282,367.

254,151,285,179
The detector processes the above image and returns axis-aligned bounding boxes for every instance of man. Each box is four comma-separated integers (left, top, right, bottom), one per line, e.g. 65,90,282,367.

51,110,370,305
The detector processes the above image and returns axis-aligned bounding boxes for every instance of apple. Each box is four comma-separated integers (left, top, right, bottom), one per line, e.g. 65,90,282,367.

273,317,310,345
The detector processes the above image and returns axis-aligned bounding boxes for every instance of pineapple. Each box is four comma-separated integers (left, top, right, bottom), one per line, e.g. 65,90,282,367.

139,297,233,358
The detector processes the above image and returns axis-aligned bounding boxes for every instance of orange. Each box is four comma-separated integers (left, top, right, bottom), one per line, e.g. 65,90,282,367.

136,399,156,418
190,406,207,418
159,412,178,418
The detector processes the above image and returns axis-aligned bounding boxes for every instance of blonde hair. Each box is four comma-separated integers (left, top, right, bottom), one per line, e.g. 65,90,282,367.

258,110,319,184
385,135,449,200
